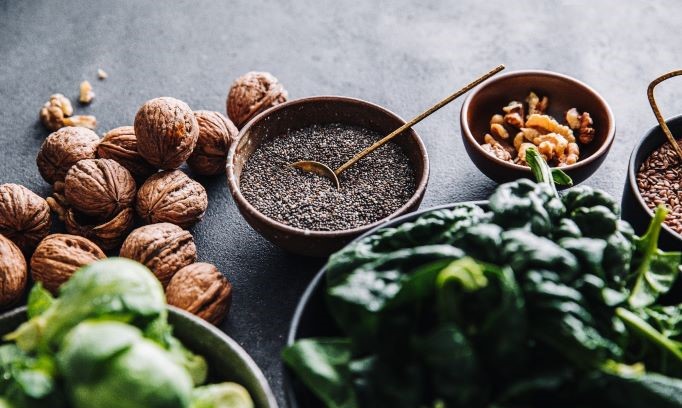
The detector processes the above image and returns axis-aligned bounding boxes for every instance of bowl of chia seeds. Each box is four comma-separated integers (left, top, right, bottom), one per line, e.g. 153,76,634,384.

226,96,429,256
622,114,682,250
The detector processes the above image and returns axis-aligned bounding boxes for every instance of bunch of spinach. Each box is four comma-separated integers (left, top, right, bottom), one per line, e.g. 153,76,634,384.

283,148,682,408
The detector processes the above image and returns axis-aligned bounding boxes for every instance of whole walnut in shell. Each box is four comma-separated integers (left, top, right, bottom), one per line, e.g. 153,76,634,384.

0,234,27,309
64,159,136,219
64,207,134,251
119,223,197,287
166,262,233,325
36,127,100,184
0,183,51,253
31,234,106,294
136,170,207,228
226,72,288,128
97,126,157,180
134,97,199,170
187,111,238,176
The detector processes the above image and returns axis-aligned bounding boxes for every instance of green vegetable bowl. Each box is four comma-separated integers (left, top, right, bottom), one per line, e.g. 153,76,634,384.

284,202,486,408
0,305,279,408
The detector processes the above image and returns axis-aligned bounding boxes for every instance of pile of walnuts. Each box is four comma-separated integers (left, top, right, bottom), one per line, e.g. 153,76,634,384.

0,70,287,324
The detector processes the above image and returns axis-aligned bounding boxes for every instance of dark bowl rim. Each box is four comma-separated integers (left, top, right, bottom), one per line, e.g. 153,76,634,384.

283,200,487,408
460,69,616,172
627,114,682,243
226,95,430,239
0,305,279,408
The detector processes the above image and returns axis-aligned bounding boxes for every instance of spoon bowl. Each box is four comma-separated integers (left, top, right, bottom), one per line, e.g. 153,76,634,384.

290,161,340,189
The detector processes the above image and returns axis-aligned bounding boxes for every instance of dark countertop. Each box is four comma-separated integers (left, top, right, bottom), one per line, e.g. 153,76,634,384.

2,0,682,405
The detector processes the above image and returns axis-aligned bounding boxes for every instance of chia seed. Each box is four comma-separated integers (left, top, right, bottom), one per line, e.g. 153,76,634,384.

636,138,682,234
239,123,417,231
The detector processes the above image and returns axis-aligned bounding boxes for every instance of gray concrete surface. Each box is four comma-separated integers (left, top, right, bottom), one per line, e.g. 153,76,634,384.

2,0,682,405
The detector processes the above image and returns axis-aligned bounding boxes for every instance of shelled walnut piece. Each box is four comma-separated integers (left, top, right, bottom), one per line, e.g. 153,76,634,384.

30,234,106,294
166,262,233,325
480,92,595,168
39,94,96,131
0,183,51,253
187,111,238,176
136,170,207,228
120,223,197,287
0,235,27,309
36,127,100,184
227,71,288,128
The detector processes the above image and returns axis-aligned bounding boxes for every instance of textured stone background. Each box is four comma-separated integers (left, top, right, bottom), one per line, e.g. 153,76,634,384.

2,0,682,405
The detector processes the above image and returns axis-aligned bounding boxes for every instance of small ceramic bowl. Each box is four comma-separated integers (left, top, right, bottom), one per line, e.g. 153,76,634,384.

460,70,615,185
226,96,430,257
0,306,278,408
621,115,682,251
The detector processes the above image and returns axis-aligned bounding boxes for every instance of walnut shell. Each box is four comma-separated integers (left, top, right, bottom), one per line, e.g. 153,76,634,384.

187,111,238,176
119,223,196,287
64,207,134,251
30,234,106,294
166,262,232,325
226,72,288,128
36,127,100,184
0,234,28,308
97,126,157,180
64,159,136,219
136,170,207,228
134,97,199,170
0,184,52,253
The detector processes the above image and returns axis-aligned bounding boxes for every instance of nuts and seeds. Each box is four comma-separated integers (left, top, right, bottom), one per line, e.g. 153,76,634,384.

79,80,95,104
166,262,233,325
136,170,208,228
97,126,157,180
636,139,682,235
227,71,288,128
187,110,238,175
30,234,106,294
39,93,96,130
36,126,100,184
0,234,27,308
0,183,52,253
134,97,199,170
480,92,595,167
240,123,416,231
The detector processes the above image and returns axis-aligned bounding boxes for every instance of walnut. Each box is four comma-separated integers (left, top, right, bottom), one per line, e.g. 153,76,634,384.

166,262,233,325
187,111,238,176
0,234,27,308
526,92,548,116
565,108,580,129
40,94,73,131
525,114,575,142
490,123,509,139
226,72,288,128
578,112,595,144
502,101,525,128
97,68,108,80
36,127,100,184
97,126,157,180
64,207,134,251
490,114,504,125
136,170,207,228
64,159,136,219
481,134,512,162
134,97,199,170
120,223,197,287
79,80,95,104
30,234,106,294
0,184,52,253
558,143,580,167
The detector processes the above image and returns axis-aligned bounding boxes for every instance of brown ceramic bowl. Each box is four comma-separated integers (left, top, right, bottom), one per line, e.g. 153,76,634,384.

226,96,429,257
460,70,615,185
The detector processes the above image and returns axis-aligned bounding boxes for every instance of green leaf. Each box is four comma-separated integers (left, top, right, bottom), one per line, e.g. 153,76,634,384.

282,338,358,408
628,206,682,308
26,283,54,319
190,383,254,408
526,147,572,195
551,168,573,187
616,307,682,362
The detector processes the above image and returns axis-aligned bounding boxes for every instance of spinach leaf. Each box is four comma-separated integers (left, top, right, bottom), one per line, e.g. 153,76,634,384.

282,339,357,408
489,179,564,236
628,206,682,308
26,283,53,319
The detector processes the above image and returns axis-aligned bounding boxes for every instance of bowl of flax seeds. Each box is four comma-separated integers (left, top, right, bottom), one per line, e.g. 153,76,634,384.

623,114,682,250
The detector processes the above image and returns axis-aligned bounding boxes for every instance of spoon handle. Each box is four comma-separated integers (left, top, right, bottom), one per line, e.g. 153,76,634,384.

334,64,505,176
647,70,682,163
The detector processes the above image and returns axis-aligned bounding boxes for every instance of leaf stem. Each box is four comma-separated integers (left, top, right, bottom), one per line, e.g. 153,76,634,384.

615,307,682,362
